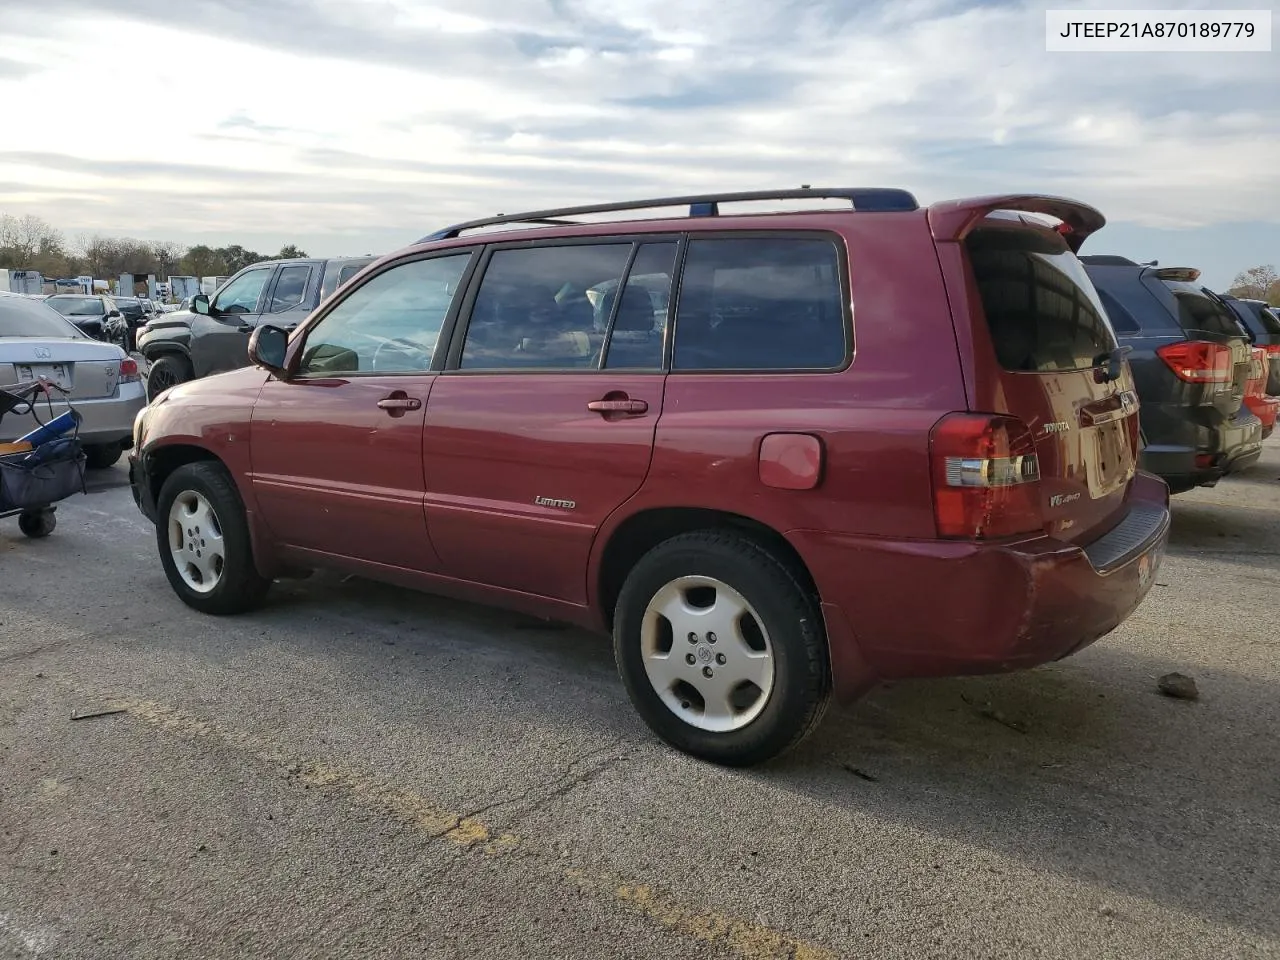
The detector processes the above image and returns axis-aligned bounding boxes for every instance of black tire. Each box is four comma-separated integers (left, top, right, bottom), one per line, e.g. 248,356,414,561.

83,443,123,470
612,530,830,766
155,462,270,615
18,509,55,538
146,354,192,402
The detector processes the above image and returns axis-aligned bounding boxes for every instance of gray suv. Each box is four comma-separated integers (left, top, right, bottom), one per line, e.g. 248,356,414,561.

138,256,375,400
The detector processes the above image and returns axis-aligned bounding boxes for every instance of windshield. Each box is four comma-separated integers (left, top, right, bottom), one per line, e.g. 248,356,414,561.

47,296,104,317
0,296,88,339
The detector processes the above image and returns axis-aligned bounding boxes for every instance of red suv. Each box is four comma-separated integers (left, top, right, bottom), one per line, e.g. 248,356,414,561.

129,188,1171,766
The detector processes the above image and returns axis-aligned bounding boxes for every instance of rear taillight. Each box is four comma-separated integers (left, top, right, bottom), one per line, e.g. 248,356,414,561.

929,413,1044,540
1156,340,1233,383
1265,344,1280,360
120,358,140,382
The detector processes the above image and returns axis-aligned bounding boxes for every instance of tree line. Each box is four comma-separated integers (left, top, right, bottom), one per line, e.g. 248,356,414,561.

3,209,1276,305
0,213,308,281
1228,265,1280,306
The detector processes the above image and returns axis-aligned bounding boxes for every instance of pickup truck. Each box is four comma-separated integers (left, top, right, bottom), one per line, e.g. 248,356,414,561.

138,256,374,401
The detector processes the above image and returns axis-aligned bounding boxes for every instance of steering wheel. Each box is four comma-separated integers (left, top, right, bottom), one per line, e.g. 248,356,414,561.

370,337,430,371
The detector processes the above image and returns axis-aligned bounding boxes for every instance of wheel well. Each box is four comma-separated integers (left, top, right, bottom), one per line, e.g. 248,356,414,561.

146,444,221,505
597,507,820,630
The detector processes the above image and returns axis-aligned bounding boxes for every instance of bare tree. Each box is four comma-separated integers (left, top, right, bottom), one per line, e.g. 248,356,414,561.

0,214,65,269
150,240,188,279
1229,265,1280,301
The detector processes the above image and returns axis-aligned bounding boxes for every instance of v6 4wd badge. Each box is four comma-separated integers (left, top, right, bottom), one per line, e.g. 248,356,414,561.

1049,492,1081,507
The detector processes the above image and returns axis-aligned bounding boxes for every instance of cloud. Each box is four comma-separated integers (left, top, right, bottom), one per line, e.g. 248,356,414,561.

0,0,1274,288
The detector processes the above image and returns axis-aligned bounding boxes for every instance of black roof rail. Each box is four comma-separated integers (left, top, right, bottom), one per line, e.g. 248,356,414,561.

418,187,919,242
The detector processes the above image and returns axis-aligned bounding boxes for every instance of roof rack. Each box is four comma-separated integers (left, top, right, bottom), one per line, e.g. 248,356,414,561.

419,187,919,242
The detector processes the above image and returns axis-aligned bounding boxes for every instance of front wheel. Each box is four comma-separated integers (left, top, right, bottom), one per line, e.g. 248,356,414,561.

155,462,270,615
613,531,830,766
146,355,192,402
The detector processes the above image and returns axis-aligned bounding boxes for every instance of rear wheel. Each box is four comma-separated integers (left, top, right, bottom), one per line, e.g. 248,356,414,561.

84,443,123,470
613,531,830,766
156,462,270,615
146,355,192,402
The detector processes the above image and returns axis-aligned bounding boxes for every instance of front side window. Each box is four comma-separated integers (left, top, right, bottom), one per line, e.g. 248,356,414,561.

672,237,846,371
297,254,472,377
212,267,274,315
460,243,632,370
270,265,312,312
967,227,1118,373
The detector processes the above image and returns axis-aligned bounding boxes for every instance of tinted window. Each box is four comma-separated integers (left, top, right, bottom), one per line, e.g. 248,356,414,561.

1229,299,1280,339
270,265,312,312
672,237,845,371
1162,282,1246,339
602,242,676,370
967,228,1118,373
298,254,471,376
1097,288,1140,334
47,296,104,316
460,243,631,369
212,267,274,314
0,296,87,338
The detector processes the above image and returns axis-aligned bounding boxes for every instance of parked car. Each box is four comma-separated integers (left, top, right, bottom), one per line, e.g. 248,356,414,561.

138,256,376,401
1241,347,1278,439
1082,258,1263,494
0,291,146,468
43,294,121,341
128,188,1171,765
1221,294,1280,395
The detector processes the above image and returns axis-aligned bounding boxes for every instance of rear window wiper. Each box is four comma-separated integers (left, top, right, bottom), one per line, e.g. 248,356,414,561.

1094,345,1133,383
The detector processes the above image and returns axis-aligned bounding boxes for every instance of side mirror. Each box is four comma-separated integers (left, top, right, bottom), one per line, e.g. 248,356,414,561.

248,324,289,376
191,294,211,316
108,309,122,318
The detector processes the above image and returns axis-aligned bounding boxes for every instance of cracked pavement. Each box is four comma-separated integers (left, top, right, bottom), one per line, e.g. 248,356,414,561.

2,446,1279,958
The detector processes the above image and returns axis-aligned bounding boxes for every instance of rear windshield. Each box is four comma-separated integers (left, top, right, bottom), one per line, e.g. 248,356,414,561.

0,296,87,338
1160,282,1246,339
1229,300,1280,339
47,296,104,316
966,227,1118,373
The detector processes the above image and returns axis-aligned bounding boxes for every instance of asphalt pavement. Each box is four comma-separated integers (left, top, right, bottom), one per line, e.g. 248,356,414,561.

1,446,1278,959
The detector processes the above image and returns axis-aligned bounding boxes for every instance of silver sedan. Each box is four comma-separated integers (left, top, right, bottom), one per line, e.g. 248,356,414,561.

0,291,147,469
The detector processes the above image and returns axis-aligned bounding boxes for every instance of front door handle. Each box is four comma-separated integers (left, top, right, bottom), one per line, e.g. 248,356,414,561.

377,395,422,417
587,398,648,414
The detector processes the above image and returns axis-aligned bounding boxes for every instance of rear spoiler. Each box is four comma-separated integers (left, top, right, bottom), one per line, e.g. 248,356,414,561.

927,194,1106,253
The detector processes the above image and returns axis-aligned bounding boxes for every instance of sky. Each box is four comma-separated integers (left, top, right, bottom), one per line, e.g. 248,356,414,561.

0,0,1276,289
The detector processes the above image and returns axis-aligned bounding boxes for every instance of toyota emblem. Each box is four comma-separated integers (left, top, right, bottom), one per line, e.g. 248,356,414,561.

34,347,51,359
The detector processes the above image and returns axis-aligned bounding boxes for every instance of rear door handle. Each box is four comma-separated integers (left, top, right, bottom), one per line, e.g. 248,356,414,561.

237,324,253,334
587,398,648,414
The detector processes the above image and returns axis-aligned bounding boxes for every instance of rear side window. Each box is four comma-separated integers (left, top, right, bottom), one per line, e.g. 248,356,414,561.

967,228,1117,372
460,243,631,369
1229,300,1280,340
1161,282,1246,339
672,237,845,371
270,265,312,312
1097,289,1140,334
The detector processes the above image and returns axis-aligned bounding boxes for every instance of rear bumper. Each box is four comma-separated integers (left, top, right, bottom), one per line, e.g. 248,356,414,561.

791,472,1171,700
1139,408,1263,489
0,383,146,445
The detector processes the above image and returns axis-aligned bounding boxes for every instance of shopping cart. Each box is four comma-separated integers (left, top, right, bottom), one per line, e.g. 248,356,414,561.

0,379,88,538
